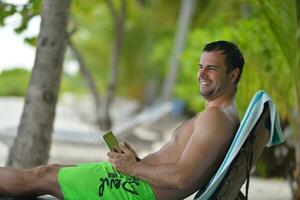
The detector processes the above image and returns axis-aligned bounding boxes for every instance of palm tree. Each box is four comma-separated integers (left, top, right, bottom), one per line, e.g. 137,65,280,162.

161,0,196,101
258,0,300,198
101,0,127,130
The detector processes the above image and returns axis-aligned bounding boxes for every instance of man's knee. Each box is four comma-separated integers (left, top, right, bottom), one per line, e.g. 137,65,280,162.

31,164,63,189
29,164,62,194
33,164,61,179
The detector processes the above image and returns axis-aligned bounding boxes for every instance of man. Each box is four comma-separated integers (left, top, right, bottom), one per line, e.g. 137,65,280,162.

0,40,244,200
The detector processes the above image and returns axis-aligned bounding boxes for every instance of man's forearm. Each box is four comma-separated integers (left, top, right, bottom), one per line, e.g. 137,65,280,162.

140,153,161,165
133,161,185,189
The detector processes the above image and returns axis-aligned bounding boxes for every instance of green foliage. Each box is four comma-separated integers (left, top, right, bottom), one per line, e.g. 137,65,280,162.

0,68,91,96
257,0,297,68
70,1,113,92
60,73,88,94
176,15,291,118
256,160,267,177
256,0,299,127
70,0,179,101
0,2,17,26
150,0,181,29
0,68,30,96
0,0,41,46
121,17,174,99
24,36,37,46
14,0,41,33
1,0,297,126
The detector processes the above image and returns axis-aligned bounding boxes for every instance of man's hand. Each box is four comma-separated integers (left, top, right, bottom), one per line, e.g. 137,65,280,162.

124,141,139,159
107,141,139,175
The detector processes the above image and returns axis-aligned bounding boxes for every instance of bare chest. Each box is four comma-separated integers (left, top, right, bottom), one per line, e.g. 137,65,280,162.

168,117,197,154
154,117,198,163
173,117,195,143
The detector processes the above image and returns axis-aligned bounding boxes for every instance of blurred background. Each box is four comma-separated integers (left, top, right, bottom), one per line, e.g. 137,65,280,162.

0,0,299,199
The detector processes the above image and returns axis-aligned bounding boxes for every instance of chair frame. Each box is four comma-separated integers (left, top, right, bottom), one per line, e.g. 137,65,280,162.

213,105,270,200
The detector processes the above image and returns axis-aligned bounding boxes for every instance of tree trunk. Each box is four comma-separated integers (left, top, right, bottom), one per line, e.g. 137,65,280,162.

6,0,72,168
101,0,126,130
161,0,196,101
67,36,102,129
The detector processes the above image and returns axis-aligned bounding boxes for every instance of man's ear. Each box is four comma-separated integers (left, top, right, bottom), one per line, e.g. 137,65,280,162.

230,68,240,83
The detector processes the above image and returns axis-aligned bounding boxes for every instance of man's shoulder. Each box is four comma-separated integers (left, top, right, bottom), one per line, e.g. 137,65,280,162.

195,107,230,124
193,107,237,139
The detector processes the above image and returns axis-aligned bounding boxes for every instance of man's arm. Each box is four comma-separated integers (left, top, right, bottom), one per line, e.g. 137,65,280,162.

140,117,196,165
140,140,180,165
108,108,234,189
123,141,174,165
140,152,161,165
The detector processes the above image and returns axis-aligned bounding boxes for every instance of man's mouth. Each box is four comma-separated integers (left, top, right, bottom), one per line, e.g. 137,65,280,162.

200,79,210,86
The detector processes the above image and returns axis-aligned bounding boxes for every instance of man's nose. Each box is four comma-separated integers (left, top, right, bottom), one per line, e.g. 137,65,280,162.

199,68,207,78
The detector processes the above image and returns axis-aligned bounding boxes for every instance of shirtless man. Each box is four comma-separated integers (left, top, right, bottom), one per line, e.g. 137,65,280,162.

0,40,244,200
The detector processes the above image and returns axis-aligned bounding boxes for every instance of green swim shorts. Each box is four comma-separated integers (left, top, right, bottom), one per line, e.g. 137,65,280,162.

57,161,156,200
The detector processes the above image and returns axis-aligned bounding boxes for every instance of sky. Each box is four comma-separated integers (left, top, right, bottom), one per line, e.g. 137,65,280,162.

0,14,39,72
0,0,37,72
0,0,78,74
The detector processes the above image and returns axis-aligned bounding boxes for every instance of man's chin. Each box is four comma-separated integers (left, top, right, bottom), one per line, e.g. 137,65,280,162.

200,90,213,99
200,89,208,96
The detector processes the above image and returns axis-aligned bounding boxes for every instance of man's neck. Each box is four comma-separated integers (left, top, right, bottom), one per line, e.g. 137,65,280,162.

205,87,237,108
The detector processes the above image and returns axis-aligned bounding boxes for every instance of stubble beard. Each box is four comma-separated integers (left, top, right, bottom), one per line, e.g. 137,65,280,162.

199,86,214,99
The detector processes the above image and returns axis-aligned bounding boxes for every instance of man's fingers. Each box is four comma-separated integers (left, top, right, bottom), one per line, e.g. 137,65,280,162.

124,141,133,150
119,143,132,154
124,141,137,153
107,151,120,158
125,141,139,157
112,147,122,153
107,151,114,157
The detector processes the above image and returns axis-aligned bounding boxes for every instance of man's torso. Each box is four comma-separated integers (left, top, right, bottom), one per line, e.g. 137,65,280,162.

150,106,239,200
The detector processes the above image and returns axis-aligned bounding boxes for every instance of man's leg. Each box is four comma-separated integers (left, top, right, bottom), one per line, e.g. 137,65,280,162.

0,164,68,199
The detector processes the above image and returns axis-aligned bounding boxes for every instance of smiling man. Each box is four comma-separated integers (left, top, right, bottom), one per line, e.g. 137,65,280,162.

108,40,244,200
0,40,244,200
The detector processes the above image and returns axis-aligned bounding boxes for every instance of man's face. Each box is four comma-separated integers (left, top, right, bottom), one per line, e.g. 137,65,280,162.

198,50,232,100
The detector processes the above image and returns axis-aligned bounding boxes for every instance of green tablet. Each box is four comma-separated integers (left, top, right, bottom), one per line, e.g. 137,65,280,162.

102,130,120,152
